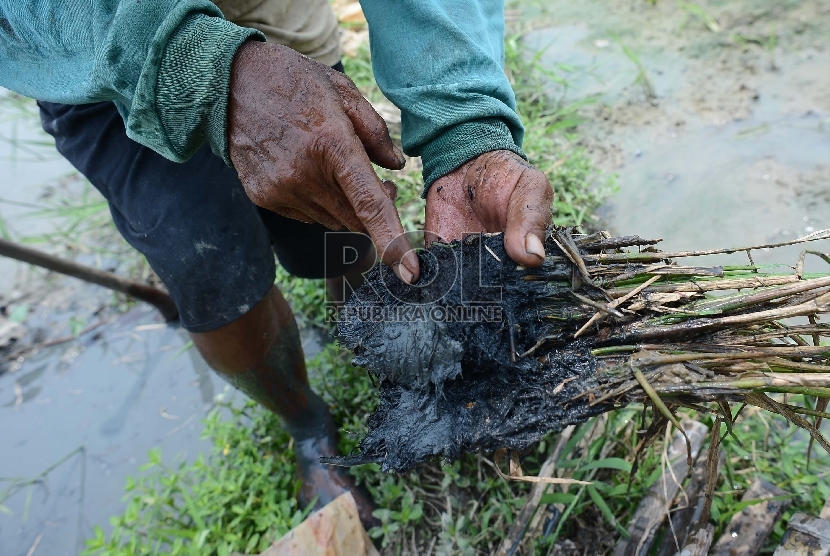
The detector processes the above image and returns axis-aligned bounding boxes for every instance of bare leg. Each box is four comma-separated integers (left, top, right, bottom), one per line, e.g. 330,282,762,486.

190,286,377,527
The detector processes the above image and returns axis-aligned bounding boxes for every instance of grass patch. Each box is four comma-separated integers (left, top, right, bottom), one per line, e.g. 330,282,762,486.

83,340,830,555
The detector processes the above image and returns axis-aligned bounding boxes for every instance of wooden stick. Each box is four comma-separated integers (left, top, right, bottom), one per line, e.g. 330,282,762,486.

591,229,830,263
655,448,725,556
679,524,715,556
577,235,663,250
0,238,178,321
607,275,799,297
772,512,830,556
608,294,829,343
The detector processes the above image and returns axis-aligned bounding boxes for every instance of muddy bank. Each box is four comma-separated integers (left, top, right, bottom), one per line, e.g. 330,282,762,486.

521,0,829,263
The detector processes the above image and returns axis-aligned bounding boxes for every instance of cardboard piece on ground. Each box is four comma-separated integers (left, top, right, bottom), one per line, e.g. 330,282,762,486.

236,492,379,556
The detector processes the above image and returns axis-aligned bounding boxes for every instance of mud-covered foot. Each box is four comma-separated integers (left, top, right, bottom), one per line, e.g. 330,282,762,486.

295,432,380,531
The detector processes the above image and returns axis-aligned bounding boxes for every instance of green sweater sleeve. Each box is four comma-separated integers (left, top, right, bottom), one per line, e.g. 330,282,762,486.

0,0,262,163
359,0,526,194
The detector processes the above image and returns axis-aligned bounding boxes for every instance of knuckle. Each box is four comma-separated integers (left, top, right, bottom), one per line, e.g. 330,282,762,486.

352,192,395,237
332,71,360,93
311,131,349,160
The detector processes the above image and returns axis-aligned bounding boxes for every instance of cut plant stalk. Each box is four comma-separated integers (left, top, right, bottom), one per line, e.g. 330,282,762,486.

331,227,830,473
0,237,178,321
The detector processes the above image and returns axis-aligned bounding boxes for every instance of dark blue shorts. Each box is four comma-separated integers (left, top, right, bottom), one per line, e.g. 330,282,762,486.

37,94,373,332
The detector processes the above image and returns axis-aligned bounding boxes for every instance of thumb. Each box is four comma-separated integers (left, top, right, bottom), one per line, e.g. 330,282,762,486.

503,170,554,268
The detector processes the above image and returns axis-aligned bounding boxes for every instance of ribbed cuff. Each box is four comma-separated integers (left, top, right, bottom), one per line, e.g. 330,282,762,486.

155,14,264,164
419,118,527,198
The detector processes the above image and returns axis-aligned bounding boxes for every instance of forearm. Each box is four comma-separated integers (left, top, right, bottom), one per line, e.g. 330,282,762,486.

360,0,526,192
0,0,261,162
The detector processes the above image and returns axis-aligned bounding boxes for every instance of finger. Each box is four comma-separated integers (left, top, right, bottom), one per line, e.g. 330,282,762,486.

277,207,316,225
381,179,398,202
503,170,554,268
302,202,350,231
333,136,419,283
328,71,406,171
309,188,368,233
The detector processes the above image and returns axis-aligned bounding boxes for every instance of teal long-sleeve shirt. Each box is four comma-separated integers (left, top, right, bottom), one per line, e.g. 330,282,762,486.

0,0,525,189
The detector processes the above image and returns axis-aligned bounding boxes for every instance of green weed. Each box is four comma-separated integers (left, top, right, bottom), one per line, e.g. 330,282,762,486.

677,0,721,33
81,344,539,555
730,23,778,71
0,92,59,162
82,402,310,556
609,32,657,102
81,339,830,554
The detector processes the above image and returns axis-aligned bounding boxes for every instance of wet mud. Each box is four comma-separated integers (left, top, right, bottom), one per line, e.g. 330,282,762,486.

0,303,224,554
522,0,829,264
333,223,828,472
335,233,611,472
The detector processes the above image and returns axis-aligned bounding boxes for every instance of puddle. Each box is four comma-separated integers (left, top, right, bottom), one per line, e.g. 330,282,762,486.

0,299,330,555
0,305,232,554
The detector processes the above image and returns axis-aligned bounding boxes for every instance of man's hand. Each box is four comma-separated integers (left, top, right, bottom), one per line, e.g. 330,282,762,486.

228,41,419,284
425,150,553,268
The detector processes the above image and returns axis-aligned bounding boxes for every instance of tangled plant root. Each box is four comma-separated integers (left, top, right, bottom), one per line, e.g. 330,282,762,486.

329,228,830,473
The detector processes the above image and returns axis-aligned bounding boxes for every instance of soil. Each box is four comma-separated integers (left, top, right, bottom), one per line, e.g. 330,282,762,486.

521,0,829,267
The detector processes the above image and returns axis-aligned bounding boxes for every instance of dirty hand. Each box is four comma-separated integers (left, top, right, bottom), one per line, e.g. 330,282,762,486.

425,150,554,268
227,41,419,284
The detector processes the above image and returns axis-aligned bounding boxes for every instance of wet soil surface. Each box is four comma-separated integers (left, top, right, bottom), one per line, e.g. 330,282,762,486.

0,304,220,555
0,285,326,555
522,0,829,264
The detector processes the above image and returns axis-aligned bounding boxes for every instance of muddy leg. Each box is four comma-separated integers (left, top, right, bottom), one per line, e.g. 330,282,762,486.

190,286,377,528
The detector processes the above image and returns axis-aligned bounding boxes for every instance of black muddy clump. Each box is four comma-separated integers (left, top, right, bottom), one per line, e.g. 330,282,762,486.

330,233,610,472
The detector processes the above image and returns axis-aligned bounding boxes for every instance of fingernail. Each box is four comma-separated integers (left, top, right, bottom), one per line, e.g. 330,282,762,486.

525,234,546,261
400,252,419,284
398,263,414,285
382,179,398,201
393,144,406,167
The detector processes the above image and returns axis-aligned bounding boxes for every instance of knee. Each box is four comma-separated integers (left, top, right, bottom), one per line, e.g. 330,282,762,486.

189,286,297,374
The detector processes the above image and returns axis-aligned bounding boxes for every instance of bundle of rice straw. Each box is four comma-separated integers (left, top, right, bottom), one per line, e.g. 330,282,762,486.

330,228,830,473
